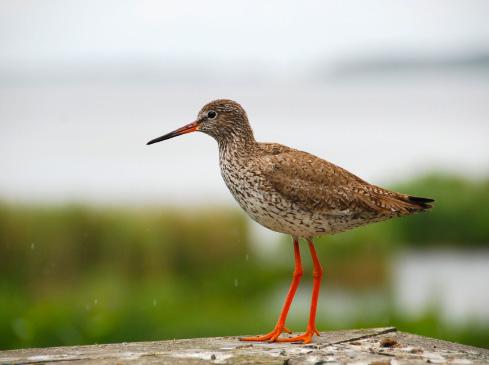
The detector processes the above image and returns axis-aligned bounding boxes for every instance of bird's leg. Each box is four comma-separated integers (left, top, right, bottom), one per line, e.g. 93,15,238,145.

240,238,303,342
276,238,323,343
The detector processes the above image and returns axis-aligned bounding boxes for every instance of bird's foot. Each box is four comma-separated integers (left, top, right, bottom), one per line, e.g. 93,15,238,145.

239,325,293,342
275,327,320,344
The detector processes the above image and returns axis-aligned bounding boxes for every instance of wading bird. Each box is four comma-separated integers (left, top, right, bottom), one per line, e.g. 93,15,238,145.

147,99,434,343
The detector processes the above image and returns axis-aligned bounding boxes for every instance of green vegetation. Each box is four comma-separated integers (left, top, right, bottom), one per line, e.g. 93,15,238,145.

0,174,488,350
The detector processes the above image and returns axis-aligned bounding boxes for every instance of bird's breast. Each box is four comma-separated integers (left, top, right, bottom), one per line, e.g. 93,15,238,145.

219,154,315,237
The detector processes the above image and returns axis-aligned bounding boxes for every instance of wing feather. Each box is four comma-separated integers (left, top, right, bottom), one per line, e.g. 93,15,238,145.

257,144,427,218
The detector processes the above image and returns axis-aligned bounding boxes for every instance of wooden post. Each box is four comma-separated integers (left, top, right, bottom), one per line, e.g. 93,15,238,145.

1,327,488,364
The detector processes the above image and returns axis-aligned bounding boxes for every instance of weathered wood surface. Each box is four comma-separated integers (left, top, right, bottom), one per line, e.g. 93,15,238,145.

1,327,488,364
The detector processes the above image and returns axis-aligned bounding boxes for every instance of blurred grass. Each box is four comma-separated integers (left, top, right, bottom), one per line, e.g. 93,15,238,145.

0,173,488,350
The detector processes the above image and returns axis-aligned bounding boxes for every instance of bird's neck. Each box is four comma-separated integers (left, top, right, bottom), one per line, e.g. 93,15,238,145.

217,128,257,162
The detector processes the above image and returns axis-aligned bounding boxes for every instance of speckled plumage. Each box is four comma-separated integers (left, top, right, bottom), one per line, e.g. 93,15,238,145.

199,99,433,239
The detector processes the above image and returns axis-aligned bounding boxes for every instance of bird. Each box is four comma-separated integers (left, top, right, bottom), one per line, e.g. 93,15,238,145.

146,99,434,343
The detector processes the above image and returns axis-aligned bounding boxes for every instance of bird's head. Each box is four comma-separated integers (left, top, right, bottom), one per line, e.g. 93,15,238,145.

146,99,254,145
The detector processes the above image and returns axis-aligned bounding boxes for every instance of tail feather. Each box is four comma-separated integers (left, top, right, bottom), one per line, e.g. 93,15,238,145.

407,195,434,210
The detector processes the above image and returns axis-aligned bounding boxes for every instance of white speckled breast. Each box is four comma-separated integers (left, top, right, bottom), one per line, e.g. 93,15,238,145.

218,145,327,238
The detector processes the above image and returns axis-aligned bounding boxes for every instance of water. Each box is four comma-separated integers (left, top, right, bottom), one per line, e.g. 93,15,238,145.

393,249,489,324
1,73,488,204
272,249,489,326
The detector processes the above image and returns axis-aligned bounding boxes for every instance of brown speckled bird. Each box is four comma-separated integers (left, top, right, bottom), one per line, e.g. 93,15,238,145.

147,99,434,343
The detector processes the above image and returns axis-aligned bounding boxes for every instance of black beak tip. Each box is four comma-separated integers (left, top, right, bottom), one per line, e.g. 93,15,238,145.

146,136,165,145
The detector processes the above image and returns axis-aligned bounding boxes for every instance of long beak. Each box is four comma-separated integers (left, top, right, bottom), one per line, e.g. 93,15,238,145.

146,121,200,145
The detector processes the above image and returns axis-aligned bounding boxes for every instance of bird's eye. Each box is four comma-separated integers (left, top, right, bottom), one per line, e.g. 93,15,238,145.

207,110,217,119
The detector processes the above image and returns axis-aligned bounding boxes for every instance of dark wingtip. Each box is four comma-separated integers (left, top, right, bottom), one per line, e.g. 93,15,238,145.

408,196,435,209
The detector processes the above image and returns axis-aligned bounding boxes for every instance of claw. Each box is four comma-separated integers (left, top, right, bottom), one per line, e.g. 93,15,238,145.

240,325,293,342
241,326,319,343
275,328,319,344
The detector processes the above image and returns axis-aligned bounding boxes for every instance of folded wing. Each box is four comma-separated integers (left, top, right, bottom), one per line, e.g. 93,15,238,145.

258,144,433,220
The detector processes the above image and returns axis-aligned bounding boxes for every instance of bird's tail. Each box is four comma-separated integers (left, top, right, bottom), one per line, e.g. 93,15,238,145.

405,195,435,210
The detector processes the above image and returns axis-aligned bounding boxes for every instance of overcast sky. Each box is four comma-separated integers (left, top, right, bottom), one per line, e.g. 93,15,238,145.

1,0,489,76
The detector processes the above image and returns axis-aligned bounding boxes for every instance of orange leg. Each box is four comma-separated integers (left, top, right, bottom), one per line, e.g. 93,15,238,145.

240,238,303,342
276,238,323,343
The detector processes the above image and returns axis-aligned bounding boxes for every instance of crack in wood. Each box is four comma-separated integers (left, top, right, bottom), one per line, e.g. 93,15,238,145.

327,326,398,346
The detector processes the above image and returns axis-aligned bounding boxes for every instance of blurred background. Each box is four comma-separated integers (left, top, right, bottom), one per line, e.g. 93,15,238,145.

1,0,489,350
